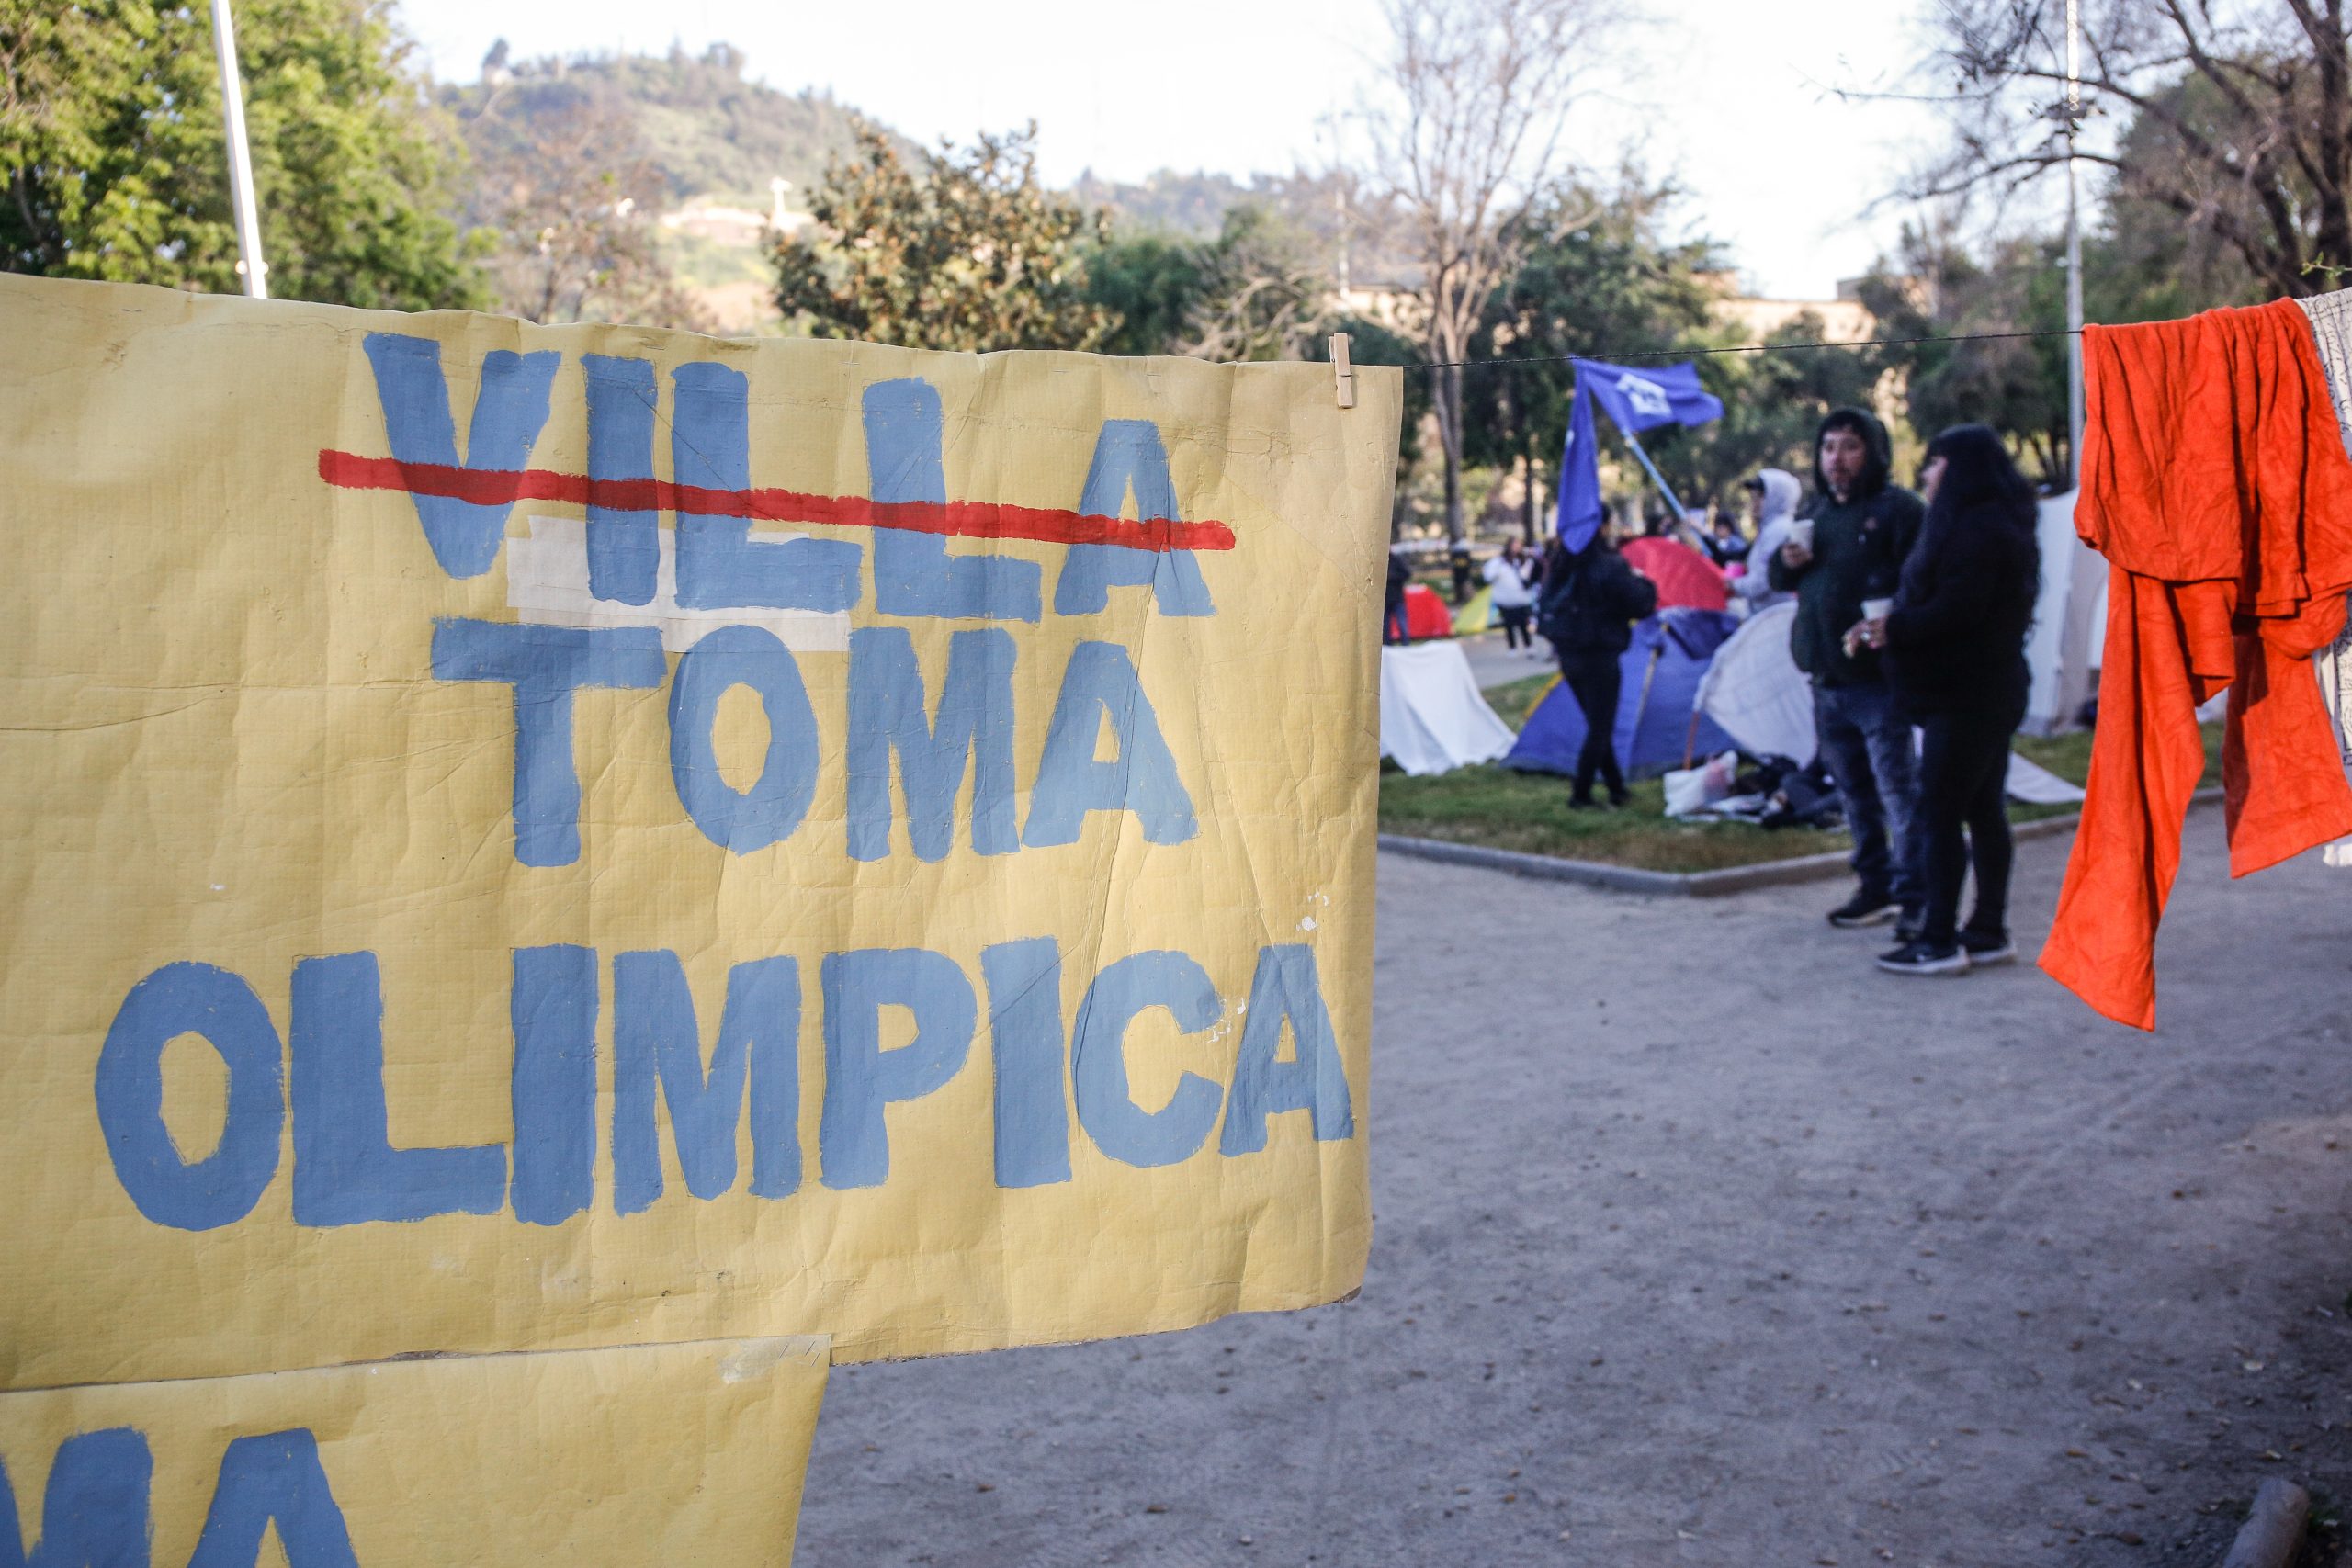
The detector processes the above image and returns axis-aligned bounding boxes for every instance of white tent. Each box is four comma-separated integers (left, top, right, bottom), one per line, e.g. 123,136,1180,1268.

2024,489,2108,734
1379,642,1517,776
1693,602,1815,763
1693,598,2090,807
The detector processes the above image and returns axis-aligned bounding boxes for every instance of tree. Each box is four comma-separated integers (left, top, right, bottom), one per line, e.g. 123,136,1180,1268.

773,121,1116,353
1361,0,1624,547
1915,0,2350,298
1463,175,1722,539
458,94,713,331
1,0,483,309
1645,317,1885,516
1088,205,1331,360
1852,225,2070,483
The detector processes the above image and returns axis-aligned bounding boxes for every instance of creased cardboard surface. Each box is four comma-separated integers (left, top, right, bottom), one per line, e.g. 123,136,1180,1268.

0,1337,831,1565
0,276,1396,1391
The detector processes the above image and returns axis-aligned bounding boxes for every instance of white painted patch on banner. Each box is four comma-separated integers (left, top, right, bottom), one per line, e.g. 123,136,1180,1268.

505,515,851,652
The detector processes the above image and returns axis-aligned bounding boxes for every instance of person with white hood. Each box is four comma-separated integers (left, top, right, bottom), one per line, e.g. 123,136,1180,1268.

1734,468,1803,611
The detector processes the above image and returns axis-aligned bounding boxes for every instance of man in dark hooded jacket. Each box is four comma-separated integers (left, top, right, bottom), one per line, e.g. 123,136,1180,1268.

1768,407,1927,929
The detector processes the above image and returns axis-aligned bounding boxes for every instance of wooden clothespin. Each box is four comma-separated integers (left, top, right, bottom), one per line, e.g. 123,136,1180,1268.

1329,332,1357,410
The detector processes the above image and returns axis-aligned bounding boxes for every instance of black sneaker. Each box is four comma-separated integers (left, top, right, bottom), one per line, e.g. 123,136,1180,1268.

1828,890,1900,928
1567,794,1611,811
1876,942,1970,976
1959,929,2017,966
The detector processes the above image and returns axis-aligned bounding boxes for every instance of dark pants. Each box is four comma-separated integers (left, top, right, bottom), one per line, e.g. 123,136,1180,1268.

1498,604,1533,649
1559,648,1624,800
1813,680,1920,909
1384,597,1409,645
1915,706,2018,946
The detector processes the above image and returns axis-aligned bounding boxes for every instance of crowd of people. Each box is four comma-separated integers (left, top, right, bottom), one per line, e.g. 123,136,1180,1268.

1391,406,2045,980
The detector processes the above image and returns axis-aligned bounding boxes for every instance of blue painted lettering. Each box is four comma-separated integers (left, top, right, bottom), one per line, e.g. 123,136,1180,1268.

580,354,660,605
667,624,820,853
672,364,861,612
818,949,976,1189
430,618,665,868
611,951,801,1213
359,333,559,580
96,964,282,1232
1055,421,1214,616
508,945,597,1225
1220,943,1353,1154
845,627,1017,862
864,379,1040,621
290,953,506,1225
1070,951,1224,1168
979,938,1069,1188
1023,641,1198,848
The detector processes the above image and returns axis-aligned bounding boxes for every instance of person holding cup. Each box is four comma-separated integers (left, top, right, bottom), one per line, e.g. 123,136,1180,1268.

1848,424,2041,976
1768,408,1927,932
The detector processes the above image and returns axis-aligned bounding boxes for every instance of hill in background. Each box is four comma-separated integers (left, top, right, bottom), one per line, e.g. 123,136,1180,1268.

438,43,1369,333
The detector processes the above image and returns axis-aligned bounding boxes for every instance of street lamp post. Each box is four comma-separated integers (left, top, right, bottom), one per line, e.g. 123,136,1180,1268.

2063,0,2084,488
209,0,268,299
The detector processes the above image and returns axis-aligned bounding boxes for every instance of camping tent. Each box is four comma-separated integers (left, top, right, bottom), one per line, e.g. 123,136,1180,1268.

1695,599,2095,805
1452,584,1495,636
1402,582,1454,640
1506,609,1741,779
1621,536,1729,612
1380,642,1517,775
1693,601,1815,763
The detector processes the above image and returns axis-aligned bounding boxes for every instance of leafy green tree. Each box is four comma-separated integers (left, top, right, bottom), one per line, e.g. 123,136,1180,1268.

1,0,484,309
1461,176,1724,536
1086,231,1210,357
774,121,1116,353
1645,314,1883,514
1088,205,1330,361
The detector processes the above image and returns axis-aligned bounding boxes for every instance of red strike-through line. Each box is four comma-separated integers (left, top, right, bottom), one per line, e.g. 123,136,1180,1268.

317,451,1238,553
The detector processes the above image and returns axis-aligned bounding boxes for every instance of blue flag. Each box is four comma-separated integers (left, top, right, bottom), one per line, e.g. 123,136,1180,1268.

1554,359,1724,551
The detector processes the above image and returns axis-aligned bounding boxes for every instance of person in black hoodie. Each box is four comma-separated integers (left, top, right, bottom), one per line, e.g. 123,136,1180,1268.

1536,524,1657,807
1768,408,1927,931
1384,547,1413,645
1849,424,2041,976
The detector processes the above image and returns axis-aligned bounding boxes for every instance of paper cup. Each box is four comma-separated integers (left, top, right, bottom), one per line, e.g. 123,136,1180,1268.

1861,597,1894,619
1786,519,1815,550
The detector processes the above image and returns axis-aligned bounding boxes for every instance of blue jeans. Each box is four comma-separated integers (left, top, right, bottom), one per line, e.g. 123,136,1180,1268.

1813,681,1920,910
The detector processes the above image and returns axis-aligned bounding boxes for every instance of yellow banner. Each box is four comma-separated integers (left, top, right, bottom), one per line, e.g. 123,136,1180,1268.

0,276,1394,1391
0,1337,829,1565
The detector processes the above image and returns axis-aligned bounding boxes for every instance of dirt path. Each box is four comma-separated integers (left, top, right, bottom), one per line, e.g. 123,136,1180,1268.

797,814,2352,1566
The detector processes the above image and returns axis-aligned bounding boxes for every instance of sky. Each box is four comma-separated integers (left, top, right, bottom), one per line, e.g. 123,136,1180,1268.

391,0,1960,299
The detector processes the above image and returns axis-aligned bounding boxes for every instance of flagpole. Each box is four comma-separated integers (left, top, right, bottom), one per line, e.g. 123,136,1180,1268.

1617,428,1692,534
209,0,269,299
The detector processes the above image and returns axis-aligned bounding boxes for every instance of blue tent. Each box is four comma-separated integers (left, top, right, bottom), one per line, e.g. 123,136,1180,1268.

1506,609,1742,779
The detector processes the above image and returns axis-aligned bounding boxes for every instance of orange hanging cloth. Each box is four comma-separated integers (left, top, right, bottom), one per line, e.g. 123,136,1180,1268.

2041,298,2352,1030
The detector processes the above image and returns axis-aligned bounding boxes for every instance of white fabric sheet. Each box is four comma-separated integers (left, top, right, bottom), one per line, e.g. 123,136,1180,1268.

2004,751,2087,805
1378,642,1518,777
2297,288,2352,866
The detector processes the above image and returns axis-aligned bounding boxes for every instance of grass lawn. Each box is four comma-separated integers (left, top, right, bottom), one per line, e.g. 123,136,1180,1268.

1378,662,2222,875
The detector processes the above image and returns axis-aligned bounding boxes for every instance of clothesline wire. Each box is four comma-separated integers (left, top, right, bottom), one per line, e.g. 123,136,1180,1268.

1408,325,2082,372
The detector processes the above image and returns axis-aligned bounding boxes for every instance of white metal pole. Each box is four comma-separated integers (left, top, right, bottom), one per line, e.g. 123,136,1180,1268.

2064,0,2084,488
209,0,269,299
